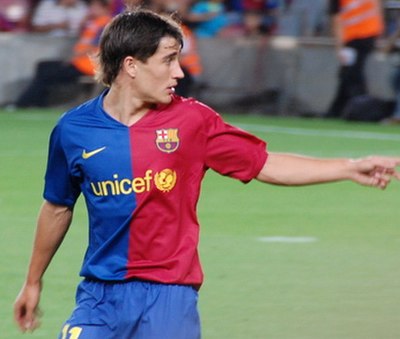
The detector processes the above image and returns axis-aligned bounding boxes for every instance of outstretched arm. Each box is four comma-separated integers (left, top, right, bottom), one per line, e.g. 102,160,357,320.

256,153,400,189
14,200,73,333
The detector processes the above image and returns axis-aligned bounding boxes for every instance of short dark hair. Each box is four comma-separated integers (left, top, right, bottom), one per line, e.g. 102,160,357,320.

97,9,184,86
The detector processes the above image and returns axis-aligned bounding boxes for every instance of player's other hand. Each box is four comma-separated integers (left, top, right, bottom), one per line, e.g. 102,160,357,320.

350,156,400,189
14,282,42,332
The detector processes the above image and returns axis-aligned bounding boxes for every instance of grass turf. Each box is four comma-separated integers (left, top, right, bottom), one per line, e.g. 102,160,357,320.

0,109,399,338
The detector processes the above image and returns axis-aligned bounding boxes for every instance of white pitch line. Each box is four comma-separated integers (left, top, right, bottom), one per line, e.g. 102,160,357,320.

236,123,400,141
257,236,318,244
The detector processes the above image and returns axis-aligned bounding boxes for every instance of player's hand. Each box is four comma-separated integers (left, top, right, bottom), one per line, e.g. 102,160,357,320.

14,282,42,332
350,156,400,189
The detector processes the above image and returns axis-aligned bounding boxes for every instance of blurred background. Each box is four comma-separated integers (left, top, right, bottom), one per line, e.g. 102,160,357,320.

1,0,400,122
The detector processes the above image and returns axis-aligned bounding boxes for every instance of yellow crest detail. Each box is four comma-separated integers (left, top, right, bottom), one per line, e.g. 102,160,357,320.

156,129,179,153
154,169,177,192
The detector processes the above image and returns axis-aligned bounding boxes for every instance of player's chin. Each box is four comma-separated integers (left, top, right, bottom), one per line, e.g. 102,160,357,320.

157,93,174,105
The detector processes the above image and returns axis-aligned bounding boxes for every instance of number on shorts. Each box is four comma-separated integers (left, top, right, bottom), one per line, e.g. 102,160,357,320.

61,324,83,339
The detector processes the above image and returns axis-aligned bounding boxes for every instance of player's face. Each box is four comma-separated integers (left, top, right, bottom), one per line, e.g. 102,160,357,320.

134,36,184,105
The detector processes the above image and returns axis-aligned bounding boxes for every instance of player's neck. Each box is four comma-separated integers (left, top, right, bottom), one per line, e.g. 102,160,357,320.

103,85,154,127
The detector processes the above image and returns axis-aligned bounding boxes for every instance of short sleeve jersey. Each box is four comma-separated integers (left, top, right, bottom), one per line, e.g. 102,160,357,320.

44,92,268,287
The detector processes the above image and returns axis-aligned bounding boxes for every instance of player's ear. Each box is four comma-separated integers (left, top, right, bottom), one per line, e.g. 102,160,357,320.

123,56,137,78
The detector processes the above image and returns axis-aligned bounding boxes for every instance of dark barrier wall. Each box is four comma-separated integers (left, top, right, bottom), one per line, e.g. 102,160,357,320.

0,34,394,115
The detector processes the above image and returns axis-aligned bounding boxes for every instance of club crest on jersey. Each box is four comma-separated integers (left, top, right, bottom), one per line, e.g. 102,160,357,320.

155,129,179,153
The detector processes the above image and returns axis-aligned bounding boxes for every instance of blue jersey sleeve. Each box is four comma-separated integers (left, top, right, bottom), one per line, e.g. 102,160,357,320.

43,124,81,207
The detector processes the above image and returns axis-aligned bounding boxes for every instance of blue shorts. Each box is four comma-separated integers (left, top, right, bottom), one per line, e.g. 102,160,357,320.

58,279,201,339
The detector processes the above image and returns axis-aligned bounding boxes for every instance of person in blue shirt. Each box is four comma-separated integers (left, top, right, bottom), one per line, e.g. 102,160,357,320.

186,0,230,38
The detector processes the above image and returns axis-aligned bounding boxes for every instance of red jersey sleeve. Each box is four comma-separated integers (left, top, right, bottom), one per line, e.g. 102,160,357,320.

199,103,268,183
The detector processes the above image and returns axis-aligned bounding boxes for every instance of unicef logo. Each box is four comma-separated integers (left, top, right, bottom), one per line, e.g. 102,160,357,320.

89,169,177,196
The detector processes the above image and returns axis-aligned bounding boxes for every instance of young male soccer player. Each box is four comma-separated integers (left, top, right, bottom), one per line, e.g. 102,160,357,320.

14,9,400,339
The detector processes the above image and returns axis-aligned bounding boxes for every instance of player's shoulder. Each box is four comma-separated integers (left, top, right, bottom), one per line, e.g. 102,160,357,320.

57,96,99,126
169,95,221,121
51,96,102,142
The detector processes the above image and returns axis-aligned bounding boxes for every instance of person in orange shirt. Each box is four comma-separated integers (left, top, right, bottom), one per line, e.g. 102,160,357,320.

325,0,384,119
15,0,111,108
176,23,202,97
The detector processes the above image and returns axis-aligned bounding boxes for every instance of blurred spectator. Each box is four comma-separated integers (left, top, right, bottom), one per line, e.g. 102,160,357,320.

110,0,143,15
177,23,203,96
382,21,400,124
324,0,384,119
142,0,165,13
0,0,30,31
279,0,328,37
221,0,279,37
186,0,230,38
30,0,88,37
242,9,266,35
263,0,279,34
220,9,267,37
110,0,124,15
14,0,111,108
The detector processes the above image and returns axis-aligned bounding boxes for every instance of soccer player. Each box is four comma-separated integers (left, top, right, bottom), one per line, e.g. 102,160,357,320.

14,8,400,339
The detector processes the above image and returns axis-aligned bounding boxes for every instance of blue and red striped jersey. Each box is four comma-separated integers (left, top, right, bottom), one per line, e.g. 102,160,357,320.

44,92,268,286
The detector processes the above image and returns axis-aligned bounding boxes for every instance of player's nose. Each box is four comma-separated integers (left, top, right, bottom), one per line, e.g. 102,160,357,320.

173,61,185,80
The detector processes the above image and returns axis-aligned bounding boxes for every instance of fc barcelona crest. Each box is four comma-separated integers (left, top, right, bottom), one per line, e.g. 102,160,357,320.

155,129,180,153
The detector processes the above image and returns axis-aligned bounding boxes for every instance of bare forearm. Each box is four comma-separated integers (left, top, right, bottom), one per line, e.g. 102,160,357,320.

14,201,72,332
257,153,350,186
257,153,400,188
25,201,73,285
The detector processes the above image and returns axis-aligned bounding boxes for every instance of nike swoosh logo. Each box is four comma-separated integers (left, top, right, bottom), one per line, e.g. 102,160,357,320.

82,146,106,159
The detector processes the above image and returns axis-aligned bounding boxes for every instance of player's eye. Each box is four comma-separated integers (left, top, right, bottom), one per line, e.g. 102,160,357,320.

164,54,178,65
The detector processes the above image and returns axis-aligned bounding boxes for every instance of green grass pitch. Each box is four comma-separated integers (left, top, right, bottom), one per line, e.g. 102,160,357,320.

0,108,399,339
